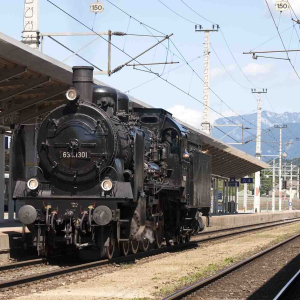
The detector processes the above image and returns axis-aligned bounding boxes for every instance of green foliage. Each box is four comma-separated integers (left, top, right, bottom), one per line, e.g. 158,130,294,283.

224,257,234,264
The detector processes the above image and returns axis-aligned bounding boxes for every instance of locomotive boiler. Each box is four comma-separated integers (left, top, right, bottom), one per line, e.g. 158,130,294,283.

14,66,211,258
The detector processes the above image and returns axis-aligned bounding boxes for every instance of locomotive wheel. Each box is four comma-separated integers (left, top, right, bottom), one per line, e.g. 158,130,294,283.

154,226,164,249
174,234,180,245
140,238,150,252
103,238,115,259
180,235,186,244
130,239,139,254
186,233,191,242
120,241,130,256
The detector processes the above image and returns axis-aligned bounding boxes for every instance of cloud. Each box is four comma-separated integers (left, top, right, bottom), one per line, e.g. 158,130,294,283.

168,105,202,129
209,65,236,79
242,63,272,76
210,67,226,79
168,105,234,130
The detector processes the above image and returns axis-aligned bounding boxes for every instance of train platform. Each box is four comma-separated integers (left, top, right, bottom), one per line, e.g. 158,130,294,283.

208,210,300,230
1,210,300,262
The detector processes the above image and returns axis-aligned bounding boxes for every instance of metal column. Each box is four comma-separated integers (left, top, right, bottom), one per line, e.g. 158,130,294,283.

289,162,293,211
212,178,216,214
272,159,275,212
284,163,287,209
252,89,267,212
279,127,282,211
235,181,238,213
225,179,229,213
297,167,299,199
16,125,38,218
8,132,14,220
254,92,261,213
243,176,248,212
215,178,219,213
0,132,5,222
201,30,211,135
22,0,40,49
195,25,218,135
222,180,225,213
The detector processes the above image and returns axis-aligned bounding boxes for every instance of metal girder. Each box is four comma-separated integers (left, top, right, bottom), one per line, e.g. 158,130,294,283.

0,77,49,103
0,86,68,118
20,87,65,96
0,67,27,83
215,163,256,178
16,100,67,124
209,150,229,161
0,78,37,87
213,156,254,174
203,143,262,177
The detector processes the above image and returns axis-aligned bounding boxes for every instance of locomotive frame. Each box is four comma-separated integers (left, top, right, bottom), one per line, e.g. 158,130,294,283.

13,66,211,258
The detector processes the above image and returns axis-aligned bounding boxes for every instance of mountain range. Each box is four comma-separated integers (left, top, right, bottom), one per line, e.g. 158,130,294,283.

212,111,300,161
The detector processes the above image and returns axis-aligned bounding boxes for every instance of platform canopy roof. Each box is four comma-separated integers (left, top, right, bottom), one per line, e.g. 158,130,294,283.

0,31,268,178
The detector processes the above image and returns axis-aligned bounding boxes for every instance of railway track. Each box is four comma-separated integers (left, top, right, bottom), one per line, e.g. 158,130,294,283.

163,233,300,300
274,269,300,300
0,217,299,296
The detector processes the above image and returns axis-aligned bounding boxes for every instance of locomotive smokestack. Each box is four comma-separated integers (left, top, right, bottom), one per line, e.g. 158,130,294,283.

72,66,94,102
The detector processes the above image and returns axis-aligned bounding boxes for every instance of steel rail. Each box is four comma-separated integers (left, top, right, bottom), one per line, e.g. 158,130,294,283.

192,217,300,244
199,216,300,236
163,233,300,299
1,217,299,275
0,258,44,271
273,269,300,300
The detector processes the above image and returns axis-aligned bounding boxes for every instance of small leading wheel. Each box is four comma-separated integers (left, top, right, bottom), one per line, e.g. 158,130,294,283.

180,235,186,244
174,234,180,245
130,239,139,254
155,225,164,249
186,233,191,242
140,238,150,252
120,241,130,256
103,238,115,260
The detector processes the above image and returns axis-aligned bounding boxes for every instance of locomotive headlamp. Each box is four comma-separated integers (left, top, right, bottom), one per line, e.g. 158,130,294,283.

27,178,39,191
66,88,79,101
101,178,113,191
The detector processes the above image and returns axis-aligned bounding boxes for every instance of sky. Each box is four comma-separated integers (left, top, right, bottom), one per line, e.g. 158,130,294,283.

1,0,300,130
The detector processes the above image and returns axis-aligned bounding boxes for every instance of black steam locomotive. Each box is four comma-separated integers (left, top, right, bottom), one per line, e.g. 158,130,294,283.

13,66,211,258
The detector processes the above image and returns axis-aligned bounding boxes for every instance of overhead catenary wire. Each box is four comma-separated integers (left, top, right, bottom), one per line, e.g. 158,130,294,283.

214,126,241,144
265,0,300,81
126,1,293,155
180,0,215,24
109,0,283,152
47,0,281,154
125,55,202,93
250,25,294,52
210,43,250,89
123,16,131,51
108,0,263,137
47,36,103,71
156,0,286,150
219,28,260,89
159,0,261,89
157,0,197,25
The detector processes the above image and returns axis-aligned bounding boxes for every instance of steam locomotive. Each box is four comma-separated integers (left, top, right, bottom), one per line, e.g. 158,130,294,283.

14,66,211,258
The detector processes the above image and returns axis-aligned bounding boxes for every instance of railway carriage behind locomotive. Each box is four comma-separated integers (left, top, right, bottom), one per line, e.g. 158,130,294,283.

13,66,211,258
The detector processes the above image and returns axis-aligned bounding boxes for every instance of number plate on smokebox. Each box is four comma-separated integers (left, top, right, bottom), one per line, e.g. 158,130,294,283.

60,151,90,159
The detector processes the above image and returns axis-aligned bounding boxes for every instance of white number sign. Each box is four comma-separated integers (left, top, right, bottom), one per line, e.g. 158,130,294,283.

90,3,104,13
62,152,88,159
275,1,289,11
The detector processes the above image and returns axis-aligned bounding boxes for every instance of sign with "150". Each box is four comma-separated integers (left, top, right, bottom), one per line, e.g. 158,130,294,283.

275,1,289,11
90,3,104,13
